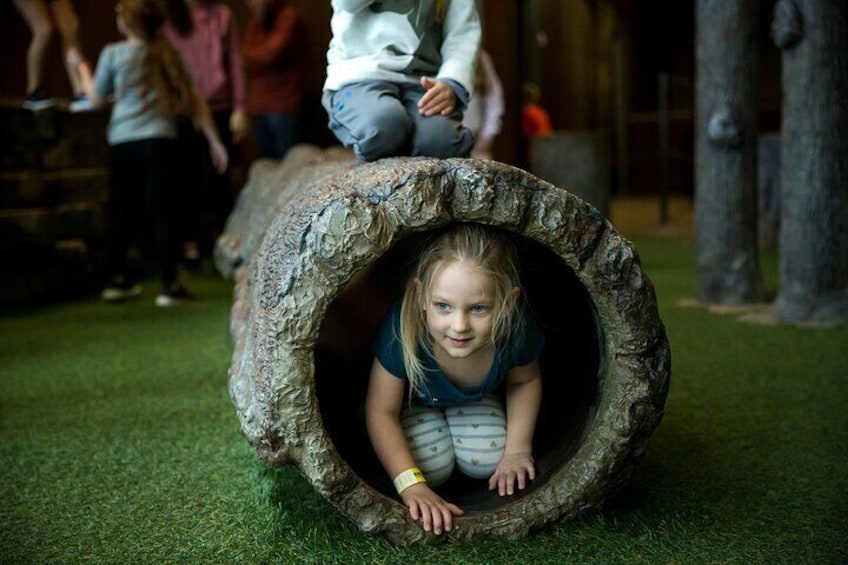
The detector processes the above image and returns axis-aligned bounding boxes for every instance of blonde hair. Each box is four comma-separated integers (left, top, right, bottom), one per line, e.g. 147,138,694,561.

398,224,523,397
119,0,205,125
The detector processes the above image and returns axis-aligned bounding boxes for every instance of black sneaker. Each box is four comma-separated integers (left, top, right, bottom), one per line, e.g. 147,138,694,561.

102,277,143,302
155,284,193,307
22,88,55,111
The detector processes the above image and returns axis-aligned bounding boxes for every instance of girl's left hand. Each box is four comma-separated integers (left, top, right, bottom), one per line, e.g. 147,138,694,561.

488,452,535,496
418,76,456,117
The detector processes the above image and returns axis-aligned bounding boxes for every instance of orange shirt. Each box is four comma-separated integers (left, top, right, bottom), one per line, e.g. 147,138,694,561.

522,103,553,138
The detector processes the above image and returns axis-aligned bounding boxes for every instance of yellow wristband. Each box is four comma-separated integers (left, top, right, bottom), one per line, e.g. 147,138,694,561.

393,467,426,494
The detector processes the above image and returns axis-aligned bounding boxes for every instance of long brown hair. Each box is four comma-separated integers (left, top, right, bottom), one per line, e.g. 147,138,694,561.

119,0,203,123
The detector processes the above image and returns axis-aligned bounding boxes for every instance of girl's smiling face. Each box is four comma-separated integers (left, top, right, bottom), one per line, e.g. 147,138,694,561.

424,260,495,361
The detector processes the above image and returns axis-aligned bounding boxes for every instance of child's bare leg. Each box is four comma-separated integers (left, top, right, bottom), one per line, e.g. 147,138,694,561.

49,0,84,94
13,0,53,93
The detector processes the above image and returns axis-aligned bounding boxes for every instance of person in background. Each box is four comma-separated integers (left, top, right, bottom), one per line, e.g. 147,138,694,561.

13,0,92,111
164,0,247,266
463,49,503,160
242,0,307,161
521,81,553,139
70,0,227,306
322,0,480,162
520,81,553,169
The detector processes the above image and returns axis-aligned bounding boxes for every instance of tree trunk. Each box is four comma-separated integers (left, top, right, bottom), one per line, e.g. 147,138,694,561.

772,0,848,324
694,0,763,304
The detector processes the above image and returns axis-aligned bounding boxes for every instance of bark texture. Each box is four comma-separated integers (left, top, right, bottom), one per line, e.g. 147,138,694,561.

773,0,848,324
694,0,763,304
218,149,671,544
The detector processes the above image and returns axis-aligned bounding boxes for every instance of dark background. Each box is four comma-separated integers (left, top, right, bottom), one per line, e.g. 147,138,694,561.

0,0,782,194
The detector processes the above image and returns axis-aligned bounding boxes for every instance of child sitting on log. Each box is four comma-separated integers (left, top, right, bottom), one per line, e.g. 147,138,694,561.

366,223,545,535
322,0,480,162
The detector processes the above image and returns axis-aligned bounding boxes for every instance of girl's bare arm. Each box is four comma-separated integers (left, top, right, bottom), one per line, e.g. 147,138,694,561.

489,360,542,495
365,359,463,534
192,93,229,174
66,48,103,107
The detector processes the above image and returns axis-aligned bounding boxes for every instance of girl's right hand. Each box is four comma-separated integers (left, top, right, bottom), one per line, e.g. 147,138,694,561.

400,483,463,535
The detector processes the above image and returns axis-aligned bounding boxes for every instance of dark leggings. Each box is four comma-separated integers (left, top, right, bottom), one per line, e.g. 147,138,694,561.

174,110,235,250
107,138,178,289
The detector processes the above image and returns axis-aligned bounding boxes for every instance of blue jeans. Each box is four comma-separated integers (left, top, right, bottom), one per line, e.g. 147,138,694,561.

252,114,301,160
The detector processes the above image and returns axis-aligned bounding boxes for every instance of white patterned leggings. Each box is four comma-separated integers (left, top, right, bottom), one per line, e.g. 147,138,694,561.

400,395,507,486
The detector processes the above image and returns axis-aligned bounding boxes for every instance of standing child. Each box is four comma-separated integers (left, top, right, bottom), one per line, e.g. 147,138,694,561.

13,0,91,110
366,224,544,535
70,0,227,306
242,0,307,160
322,0,480,162
463,48,504,160
164,0,247,266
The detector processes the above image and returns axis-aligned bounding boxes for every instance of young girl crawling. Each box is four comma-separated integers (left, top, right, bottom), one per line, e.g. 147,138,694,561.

366,224,544,535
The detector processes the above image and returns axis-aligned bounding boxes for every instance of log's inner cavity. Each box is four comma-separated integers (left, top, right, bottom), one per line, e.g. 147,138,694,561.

315,227,601,511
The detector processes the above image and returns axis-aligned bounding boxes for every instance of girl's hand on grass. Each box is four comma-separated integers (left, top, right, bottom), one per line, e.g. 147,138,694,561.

489,452,535,496
400,483,463,535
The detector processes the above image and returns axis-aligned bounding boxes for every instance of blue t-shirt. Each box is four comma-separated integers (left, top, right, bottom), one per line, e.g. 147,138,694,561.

93,41,177,145
372,302,545,407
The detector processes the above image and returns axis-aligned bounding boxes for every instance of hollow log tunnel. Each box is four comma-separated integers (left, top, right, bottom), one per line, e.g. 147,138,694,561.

217,146,671,544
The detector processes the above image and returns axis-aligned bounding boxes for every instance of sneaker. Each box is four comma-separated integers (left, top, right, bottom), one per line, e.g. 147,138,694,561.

155,284,193,307
22,88,55,111
69,94,94,112
102,277,143,302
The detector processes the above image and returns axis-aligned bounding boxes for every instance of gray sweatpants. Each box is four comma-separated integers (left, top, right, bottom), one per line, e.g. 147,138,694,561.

322,80,475,162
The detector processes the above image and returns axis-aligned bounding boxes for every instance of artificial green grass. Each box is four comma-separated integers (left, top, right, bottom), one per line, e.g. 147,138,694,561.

2,240,846,564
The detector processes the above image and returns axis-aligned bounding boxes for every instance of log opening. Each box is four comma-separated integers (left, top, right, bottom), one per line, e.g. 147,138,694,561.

315,226,601,511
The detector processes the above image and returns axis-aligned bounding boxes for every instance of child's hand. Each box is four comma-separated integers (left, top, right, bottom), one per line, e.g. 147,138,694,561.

418,76,456,117
400,482,464,535
229,109,249,144
209,139,229,174
488,452,536,496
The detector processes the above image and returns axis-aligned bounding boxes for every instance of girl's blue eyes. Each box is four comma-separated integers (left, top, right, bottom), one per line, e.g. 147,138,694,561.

432,303,489,314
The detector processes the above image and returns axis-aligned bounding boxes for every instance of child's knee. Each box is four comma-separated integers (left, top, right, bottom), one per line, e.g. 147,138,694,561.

32,20,54,44
400,406,454,486
355,109,411,161
413,117,473,158
446,397,507,479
